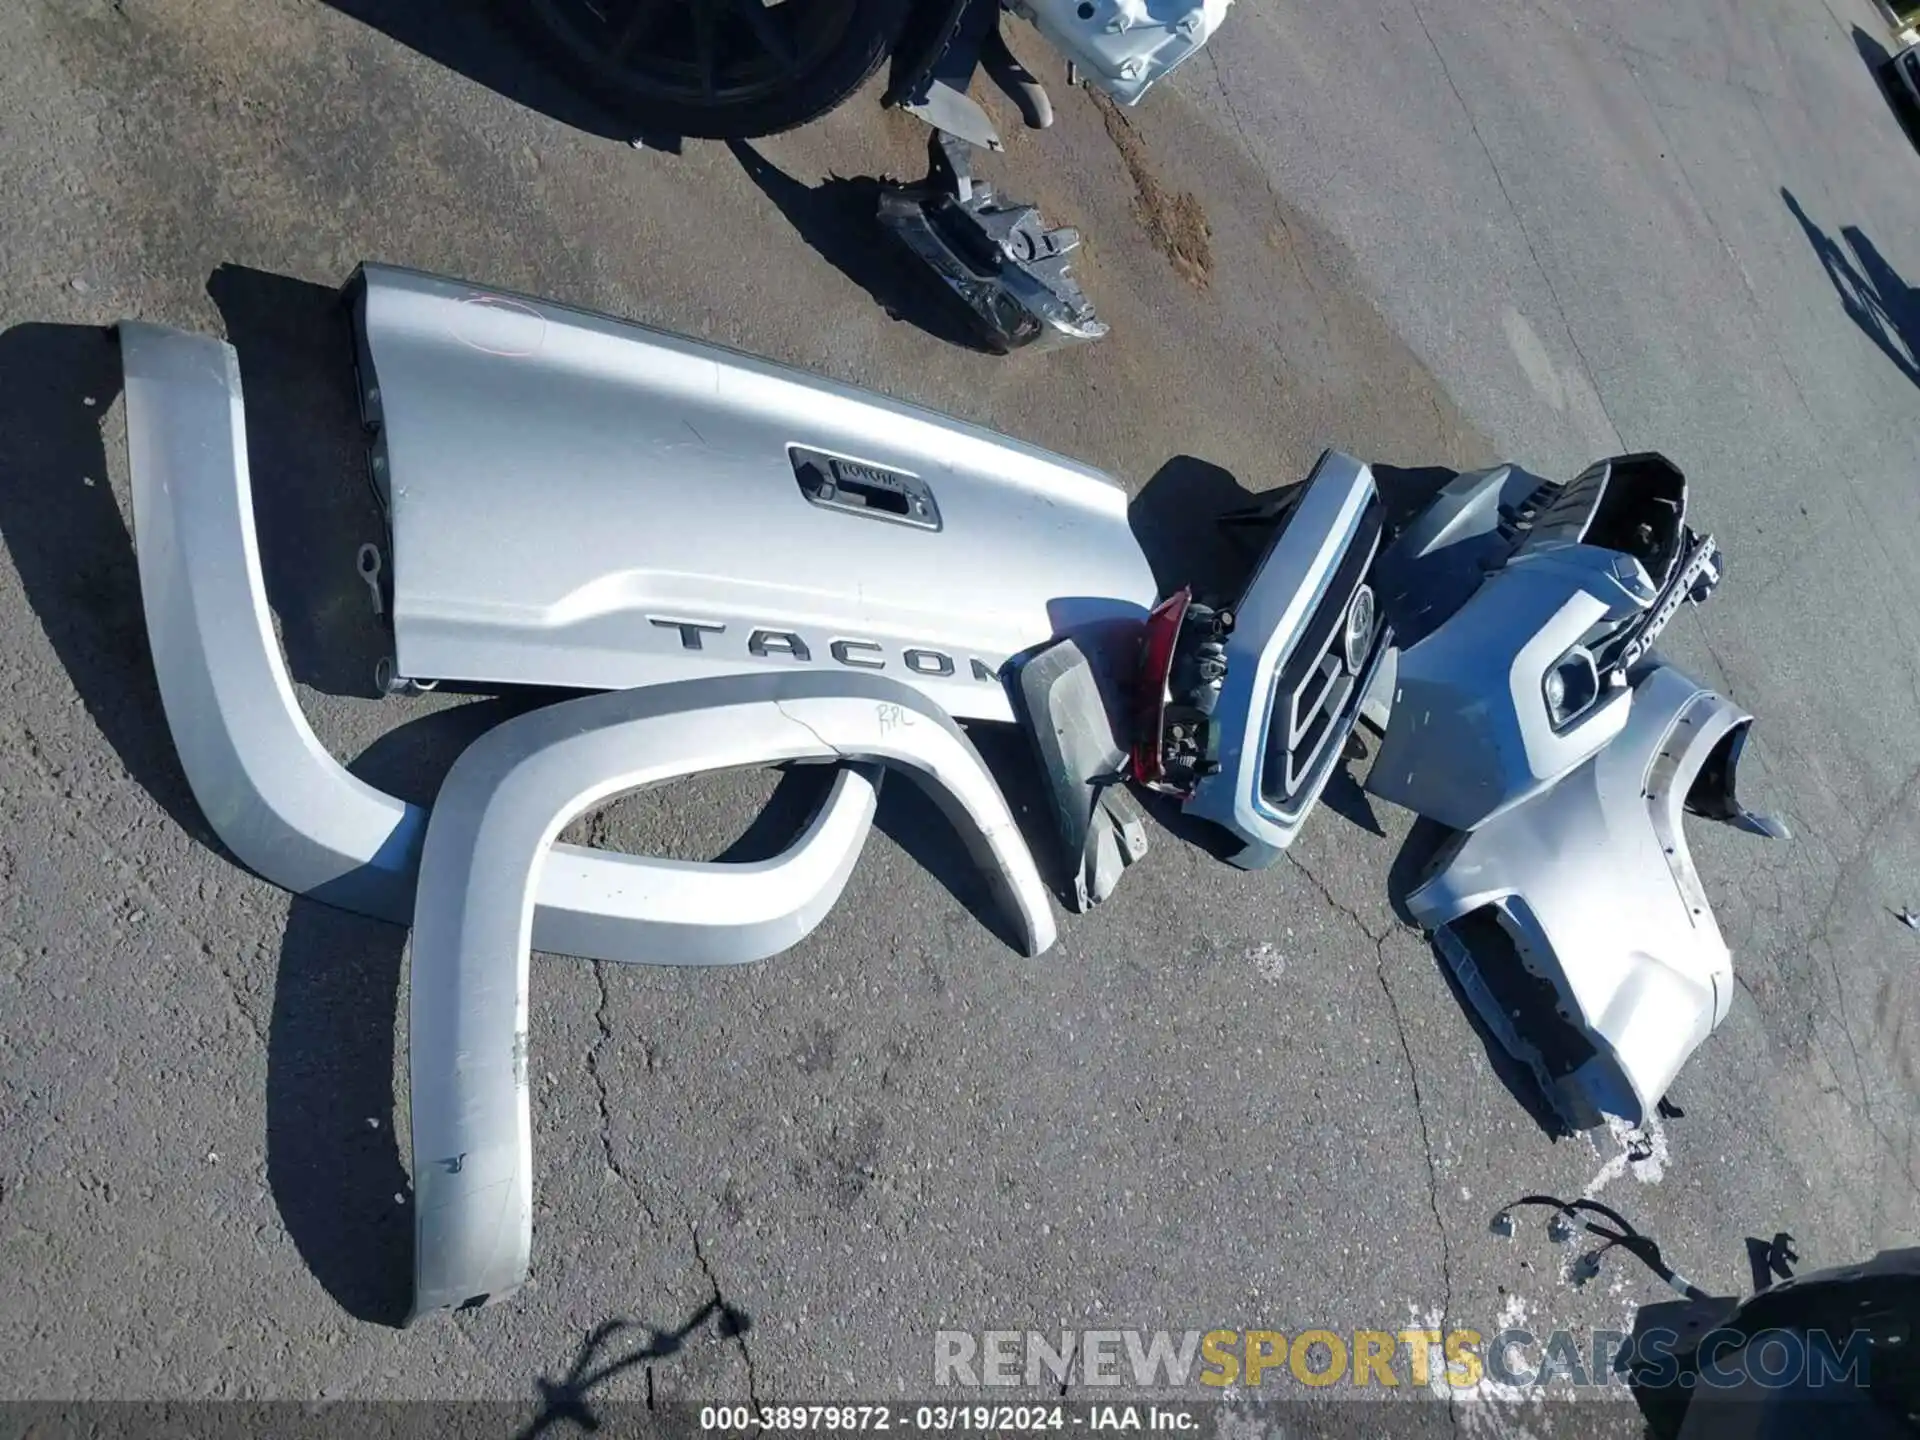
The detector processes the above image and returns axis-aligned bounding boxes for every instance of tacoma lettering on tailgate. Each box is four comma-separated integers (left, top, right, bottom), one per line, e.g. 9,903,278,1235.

648,616,1002,684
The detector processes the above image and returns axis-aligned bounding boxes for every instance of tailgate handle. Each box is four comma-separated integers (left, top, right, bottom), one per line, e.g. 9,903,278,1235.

791,447,942,532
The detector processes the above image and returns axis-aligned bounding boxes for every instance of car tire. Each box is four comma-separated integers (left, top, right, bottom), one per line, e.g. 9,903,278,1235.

501,0,910,139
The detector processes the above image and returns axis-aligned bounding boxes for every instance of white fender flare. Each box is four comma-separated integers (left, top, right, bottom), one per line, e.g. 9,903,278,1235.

121,320,881,965
407,671,1054,1317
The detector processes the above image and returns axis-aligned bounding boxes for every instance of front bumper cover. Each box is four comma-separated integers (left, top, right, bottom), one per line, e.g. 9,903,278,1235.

1367,543,1647,832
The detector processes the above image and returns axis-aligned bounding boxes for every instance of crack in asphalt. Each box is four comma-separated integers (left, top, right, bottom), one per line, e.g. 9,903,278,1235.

1202,48,1334,350
1805,759,1920,1062
1283,850,1392,944
590,964,764,1403
1287,849,1458,1432
1681,607,1751,713
4,716,269,1048
587,962,660,1229
1375,939,1460,1439
693,1222,763,1411
1516,0,1784,111
1680,603,1919,1182
1406,0,1626,455
1783,755,1920,1201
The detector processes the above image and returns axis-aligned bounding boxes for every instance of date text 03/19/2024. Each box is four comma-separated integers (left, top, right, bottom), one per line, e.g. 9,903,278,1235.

698,1405,1199,1432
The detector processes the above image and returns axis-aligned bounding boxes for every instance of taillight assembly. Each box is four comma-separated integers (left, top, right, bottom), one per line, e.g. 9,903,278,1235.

1131,587,1233,796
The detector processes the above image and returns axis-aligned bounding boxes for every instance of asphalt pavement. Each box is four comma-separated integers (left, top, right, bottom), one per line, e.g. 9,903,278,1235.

1,0,1917,1422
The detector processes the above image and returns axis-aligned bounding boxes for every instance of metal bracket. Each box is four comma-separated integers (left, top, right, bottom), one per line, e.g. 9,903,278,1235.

893,0,1054,146
879,130,1107,352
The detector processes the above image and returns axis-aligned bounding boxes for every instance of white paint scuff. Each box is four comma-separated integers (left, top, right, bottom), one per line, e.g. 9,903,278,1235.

1247,942,1287,983
1582,1112,1668,1197
1408,1301,1548,1440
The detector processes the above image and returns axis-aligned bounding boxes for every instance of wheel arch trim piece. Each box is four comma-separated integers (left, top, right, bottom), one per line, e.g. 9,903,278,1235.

121,320,880,965
408,671,1055,1317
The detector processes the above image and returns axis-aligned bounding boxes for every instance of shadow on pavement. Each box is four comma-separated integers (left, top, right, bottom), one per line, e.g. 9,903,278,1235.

1421,931,1570,1140
269,898,413,1326
1854,21,1893,76
267,696,544,1328
1129,453,1261,600
321,0,649,142
0,322,210,843
728,141,994,352
1784,187,1920,390
1744,1230,1799,1292
1320,733,1385,839
518,1305,753,1439
875,721,1059,952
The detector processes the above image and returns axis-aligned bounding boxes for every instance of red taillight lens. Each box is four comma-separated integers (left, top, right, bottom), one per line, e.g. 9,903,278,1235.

1131,587,1193,792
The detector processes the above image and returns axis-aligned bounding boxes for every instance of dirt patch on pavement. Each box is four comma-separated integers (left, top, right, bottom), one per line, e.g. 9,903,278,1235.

1091,91,1213,287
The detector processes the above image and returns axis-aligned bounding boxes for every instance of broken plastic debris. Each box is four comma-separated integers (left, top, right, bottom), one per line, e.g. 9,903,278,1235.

1490,1211,1515,1238
1898,908,1920,931
1547,1212,1575,1244
1015,636,1147,912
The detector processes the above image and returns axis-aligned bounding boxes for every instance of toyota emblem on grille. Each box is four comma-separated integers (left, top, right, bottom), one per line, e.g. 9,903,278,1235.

1342,584,1377,675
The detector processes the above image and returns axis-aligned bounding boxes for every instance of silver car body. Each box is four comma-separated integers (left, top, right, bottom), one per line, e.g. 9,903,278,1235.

1182,450,1390,868
1405,662,1762,1126
351,264,1158,723
408,672,1055,1317
122,321,881,966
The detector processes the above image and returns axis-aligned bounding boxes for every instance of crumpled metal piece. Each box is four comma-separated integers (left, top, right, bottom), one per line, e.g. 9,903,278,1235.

879,131,1106,353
